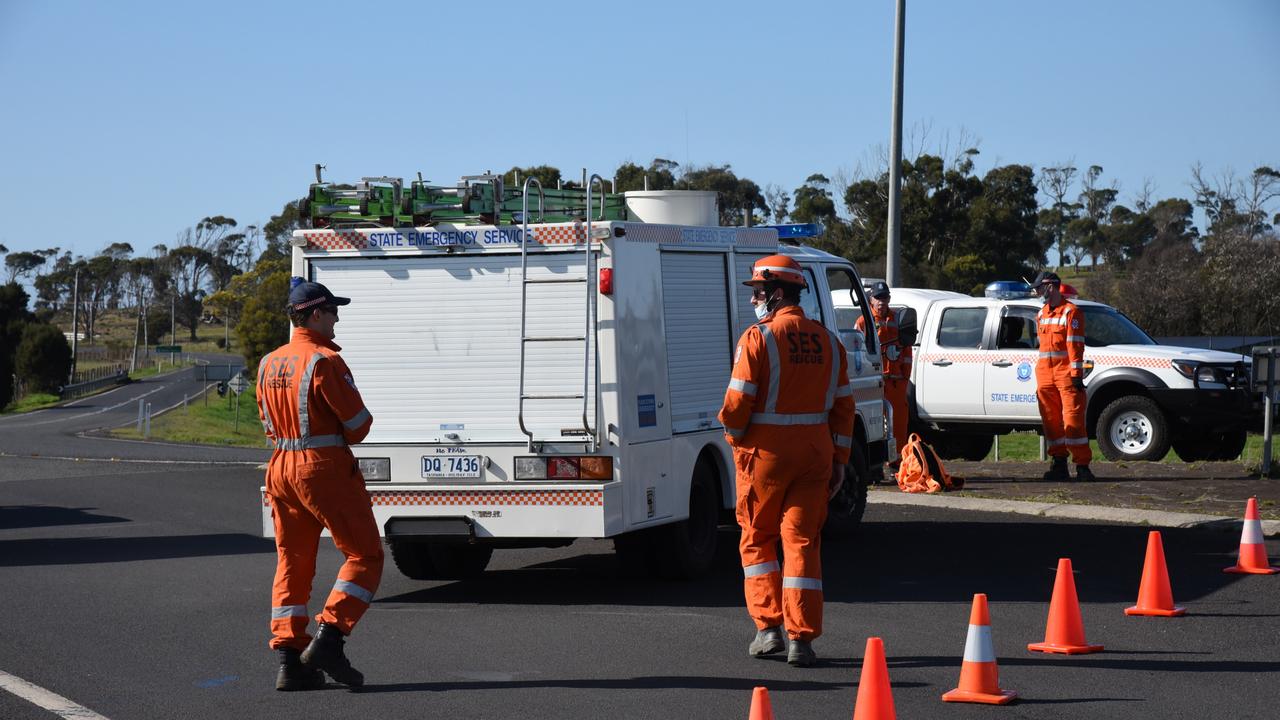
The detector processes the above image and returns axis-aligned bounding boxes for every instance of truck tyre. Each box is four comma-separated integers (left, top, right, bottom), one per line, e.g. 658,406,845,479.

1206,429,1248,461
388,538,436,580
653,458,720,580
953,434,994,461
388,539,492,580
428,544,493,579
1097,395,1171,462
824,442,869,540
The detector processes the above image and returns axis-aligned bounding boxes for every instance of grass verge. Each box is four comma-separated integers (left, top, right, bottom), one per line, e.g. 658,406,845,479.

110,385,269,448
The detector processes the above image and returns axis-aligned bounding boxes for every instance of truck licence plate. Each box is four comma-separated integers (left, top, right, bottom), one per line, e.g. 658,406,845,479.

421,455,483,479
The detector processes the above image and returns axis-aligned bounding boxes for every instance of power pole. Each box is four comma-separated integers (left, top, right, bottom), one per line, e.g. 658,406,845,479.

885,0,907,287
69,268,80,385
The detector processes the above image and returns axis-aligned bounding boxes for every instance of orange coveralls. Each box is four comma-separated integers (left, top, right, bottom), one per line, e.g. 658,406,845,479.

1036,300,1091,465
719,305,855,641
856,305,912,456
257,327,383,651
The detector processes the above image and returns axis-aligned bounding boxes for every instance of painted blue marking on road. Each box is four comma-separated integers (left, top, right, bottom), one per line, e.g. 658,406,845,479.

196,675,238,688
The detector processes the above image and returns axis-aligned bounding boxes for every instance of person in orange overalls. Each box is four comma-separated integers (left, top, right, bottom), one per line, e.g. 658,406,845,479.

719,254,855,667
258,279,382,691
856,282,911,458
1031,271,1095,482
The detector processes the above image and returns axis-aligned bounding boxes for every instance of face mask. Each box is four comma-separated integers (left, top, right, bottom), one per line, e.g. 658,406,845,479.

754,302,770,321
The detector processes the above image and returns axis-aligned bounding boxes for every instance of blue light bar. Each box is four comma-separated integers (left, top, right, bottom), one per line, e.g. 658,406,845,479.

766,223,822,239
984,280,1032,299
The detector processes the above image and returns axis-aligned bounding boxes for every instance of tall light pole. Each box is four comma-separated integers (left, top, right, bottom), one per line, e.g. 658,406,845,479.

69,268,80,385
885,0,907,287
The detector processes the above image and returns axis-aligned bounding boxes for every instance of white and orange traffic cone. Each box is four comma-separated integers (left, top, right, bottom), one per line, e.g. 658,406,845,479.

1224,497,1279,575
1125,531,1186,616
1027,558,1104,654
747,686,774,720
942,593,1017,704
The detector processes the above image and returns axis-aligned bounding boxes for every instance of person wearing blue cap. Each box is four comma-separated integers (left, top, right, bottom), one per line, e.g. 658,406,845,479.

257,278,382,690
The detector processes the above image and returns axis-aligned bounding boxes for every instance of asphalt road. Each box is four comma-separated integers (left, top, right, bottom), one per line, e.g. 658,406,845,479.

0,357,267,464
2,454,1278,720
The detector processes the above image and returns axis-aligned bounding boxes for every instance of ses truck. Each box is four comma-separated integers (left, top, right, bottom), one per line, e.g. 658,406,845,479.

263,173,890,580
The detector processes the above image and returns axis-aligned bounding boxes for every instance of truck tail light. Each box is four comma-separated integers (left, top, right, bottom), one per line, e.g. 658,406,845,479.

357,457,391,481
514,456,614,481
599,268,614,295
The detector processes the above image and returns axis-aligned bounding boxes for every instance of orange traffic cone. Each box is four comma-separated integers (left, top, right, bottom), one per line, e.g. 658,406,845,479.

942,593,1017,704
1027,558,1104,654
1125,531,1186,616
1224,497,1279,575
852,637,896,720
747,686,774,720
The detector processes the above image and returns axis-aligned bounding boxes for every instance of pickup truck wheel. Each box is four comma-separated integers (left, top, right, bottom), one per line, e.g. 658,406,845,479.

1097,395,1171,462
653,459,720,579
1206,429,1248,461
824,442,869,540
954,434,994,461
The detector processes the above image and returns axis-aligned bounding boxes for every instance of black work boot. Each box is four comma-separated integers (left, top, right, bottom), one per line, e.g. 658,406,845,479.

275,647,325,691
301,623,364,688
1042,456,1069,482
1075,465,1097,482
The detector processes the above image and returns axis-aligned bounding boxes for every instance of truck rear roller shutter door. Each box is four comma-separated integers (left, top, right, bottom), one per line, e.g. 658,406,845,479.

661,252,732,434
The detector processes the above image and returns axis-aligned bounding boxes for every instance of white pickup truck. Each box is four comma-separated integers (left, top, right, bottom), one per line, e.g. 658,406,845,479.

887,286,1259,463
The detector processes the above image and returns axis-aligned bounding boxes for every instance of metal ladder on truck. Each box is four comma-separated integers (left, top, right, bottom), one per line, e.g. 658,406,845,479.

515,174,607,453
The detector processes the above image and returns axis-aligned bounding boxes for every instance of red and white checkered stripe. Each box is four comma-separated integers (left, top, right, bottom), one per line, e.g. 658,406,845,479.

369,489,603,507
298,230,366,251
529,224,587,245
916,353,1171,369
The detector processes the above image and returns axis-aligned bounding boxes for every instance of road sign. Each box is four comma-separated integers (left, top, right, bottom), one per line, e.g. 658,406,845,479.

228,375,248,395
156,345,182,353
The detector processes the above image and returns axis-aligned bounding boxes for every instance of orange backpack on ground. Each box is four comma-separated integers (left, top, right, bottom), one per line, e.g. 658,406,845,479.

896,433,963,493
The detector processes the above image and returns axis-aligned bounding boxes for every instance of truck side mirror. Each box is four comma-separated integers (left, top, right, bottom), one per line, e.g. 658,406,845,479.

897,307,918,346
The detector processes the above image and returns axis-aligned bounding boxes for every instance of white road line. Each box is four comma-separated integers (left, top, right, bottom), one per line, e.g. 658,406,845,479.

0,669,110,719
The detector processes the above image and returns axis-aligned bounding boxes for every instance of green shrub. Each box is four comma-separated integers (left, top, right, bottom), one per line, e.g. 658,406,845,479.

16,323,72,393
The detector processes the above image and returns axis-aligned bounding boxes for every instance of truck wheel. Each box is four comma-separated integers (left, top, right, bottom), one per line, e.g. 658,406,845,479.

824,442,869,540
388,539,491,580
427,544,493,579
653,458,720,580
1172,432,1212,462
388,538,436,580
1206,429,1248,461
954,434,994,461
1097,395,1171,462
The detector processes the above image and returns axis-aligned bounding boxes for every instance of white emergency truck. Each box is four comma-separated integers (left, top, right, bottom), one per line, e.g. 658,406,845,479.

264,183,889,580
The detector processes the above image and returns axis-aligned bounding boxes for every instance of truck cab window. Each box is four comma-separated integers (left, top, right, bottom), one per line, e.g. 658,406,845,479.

825,266,876,354
937,307,988,348
798,268,823,322
998,308,1037,349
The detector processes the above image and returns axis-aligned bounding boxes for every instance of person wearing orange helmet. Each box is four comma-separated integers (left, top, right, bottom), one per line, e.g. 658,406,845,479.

1031,271,1094,482
258,279,383,691
719,254,855,667
856,281,911,458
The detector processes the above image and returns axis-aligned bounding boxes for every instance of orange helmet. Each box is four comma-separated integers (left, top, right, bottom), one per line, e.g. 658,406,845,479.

744,254,807,288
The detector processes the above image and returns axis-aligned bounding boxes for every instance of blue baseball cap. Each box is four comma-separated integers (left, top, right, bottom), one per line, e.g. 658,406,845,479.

287,279,351,312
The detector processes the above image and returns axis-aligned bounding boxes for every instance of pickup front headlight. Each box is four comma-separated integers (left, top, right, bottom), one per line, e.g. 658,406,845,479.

1173,361,1226,385
1172,360,1198,379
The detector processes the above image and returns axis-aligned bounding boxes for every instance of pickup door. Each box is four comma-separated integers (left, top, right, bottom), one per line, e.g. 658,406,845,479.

915,304,990,419
982,305,1042,419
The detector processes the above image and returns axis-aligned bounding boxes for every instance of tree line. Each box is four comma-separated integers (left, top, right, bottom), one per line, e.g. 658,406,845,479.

2,151,1277,401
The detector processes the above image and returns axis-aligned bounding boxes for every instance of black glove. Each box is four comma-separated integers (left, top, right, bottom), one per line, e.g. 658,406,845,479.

1071,376,1085,390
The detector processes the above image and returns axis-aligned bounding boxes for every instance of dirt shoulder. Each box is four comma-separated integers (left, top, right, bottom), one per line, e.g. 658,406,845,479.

874,460,1280,520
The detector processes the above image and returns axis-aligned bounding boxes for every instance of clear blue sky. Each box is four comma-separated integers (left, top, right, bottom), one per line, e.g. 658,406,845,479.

1,0,1276,259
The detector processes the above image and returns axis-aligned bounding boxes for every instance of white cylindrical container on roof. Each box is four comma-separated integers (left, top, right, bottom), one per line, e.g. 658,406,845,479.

623,191,718,226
